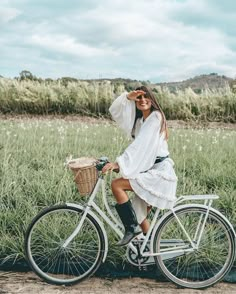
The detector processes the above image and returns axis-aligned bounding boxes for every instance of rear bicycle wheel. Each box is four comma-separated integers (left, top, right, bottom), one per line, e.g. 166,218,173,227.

25,205,105,285
153,207,236,289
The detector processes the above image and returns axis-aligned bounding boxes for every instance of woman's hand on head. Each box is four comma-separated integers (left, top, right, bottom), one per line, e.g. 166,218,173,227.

102,162,120,174
127,90,146,101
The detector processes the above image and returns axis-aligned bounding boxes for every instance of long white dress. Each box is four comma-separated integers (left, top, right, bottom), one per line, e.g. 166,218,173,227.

109,92,178,224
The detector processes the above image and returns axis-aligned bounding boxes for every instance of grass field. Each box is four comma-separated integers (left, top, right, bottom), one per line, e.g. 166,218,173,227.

0,116,235,267
0,78,236,122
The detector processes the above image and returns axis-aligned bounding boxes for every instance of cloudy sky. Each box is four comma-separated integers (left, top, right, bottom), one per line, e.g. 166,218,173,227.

1,0,236,82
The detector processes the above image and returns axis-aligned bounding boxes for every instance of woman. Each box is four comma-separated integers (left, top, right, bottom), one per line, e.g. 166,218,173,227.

102,86,178,246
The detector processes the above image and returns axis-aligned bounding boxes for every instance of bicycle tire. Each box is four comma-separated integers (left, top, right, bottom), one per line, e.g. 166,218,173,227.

24,204,106,285
153,206,236,289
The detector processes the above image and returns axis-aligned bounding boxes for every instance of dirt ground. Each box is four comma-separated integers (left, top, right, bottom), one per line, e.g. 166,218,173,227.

0,113,236,130
0,271,236,294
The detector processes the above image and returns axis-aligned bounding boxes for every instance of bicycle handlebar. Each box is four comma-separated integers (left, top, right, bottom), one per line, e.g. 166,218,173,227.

96,157,109,171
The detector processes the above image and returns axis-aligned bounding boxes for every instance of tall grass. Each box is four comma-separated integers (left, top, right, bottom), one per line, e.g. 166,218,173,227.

0,118,235,268
0,78,236,122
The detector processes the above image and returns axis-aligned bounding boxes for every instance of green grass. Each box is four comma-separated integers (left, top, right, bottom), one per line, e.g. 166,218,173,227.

0,117,235,267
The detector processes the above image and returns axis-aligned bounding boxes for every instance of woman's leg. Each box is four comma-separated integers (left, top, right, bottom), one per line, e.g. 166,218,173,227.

111,177,142,245
111,177,133,204
112,178,152,234
140,219,150,234
140,206,152,233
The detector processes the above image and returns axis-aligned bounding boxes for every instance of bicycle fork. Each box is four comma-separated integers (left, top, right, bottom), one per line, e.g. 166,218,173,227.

62,177,102,249
62,205,91,248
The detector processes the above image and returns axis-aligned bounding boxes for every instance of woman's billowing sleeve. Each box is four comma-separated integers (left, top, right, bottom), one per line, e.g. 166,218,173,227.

116,112,162,179
109,92,136,138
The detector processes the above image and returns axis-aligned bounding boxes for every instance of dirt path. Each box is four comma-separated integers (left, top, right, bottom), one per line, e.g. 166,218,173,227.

0,272,236,294
0,114,235,129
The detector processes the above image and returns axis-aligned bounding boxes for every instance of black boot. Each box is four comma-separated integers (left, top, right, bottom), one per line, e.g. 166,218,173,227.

115,200,142,246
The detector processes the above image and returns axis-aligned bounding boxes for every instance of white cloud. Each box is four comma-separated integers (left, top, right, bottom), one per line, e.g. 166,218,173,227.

30,34,120,58
0,0,236,81
0,7,21,23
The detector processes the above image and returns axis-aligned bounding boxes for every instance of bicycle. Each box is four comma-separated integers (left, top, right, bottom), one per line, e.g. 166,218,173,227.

24,157,236,289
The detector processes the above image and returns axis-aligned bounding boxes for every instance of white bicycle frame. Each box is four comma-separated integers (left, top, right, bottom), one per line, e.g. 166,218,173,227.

62,174,236,263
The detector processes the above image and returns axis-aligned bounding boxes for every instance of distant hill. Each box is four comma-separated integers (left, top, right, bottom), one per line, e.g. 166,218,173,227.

1,72,234,93
154,73,233,93
80,73,234,93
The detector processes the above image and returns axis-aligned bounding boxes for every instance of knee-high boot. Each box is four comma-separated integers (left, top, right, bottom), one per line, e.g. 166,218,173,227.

115,200,142,246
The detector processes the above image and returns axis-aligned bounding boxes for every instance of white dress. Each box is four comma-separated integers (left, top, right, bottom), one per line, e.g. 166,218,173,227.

109,92,178,224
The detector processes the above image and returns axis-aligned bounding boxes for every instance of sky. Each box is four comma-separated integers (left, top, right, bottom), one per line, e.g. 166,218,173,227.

0,0,236,82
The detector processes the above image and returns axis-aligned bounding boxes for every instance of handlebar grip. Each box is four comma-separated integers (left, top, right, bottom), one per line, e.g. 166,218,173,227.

96,157,109,171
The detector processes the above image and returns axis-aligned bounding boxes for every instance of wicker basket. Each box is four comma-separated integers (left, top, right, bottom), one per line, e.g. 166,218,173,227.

68,157,98,196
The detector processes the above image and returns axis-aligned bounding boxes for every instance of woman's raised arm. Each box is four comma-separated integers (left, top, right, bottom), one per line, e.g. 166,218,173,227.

109,90,146,138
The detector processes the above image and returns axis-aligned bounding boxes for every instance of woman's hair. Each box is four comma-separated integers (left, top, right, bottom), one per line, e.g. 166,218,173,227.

131,85,169,140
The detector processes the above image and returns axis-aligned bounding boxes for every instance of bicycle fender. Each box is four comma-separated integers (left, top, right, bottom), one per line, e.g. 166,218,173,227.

150,204,236,253
65,202,109,263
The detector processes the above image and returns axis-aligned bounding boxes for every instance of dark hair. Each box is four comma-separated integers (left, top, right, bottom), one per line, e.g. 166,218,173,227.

131,86,168,140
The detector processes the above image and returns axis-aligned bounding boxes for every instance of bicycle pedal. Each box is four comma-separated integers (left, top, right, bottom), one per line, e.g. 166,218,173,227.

135,233,145,240
132,239,143,246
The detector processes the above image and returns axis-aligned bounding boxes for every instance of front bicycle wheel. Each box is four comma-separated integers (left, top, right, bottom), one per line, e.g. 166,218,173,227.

153,207,236,289
25,205,105,285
